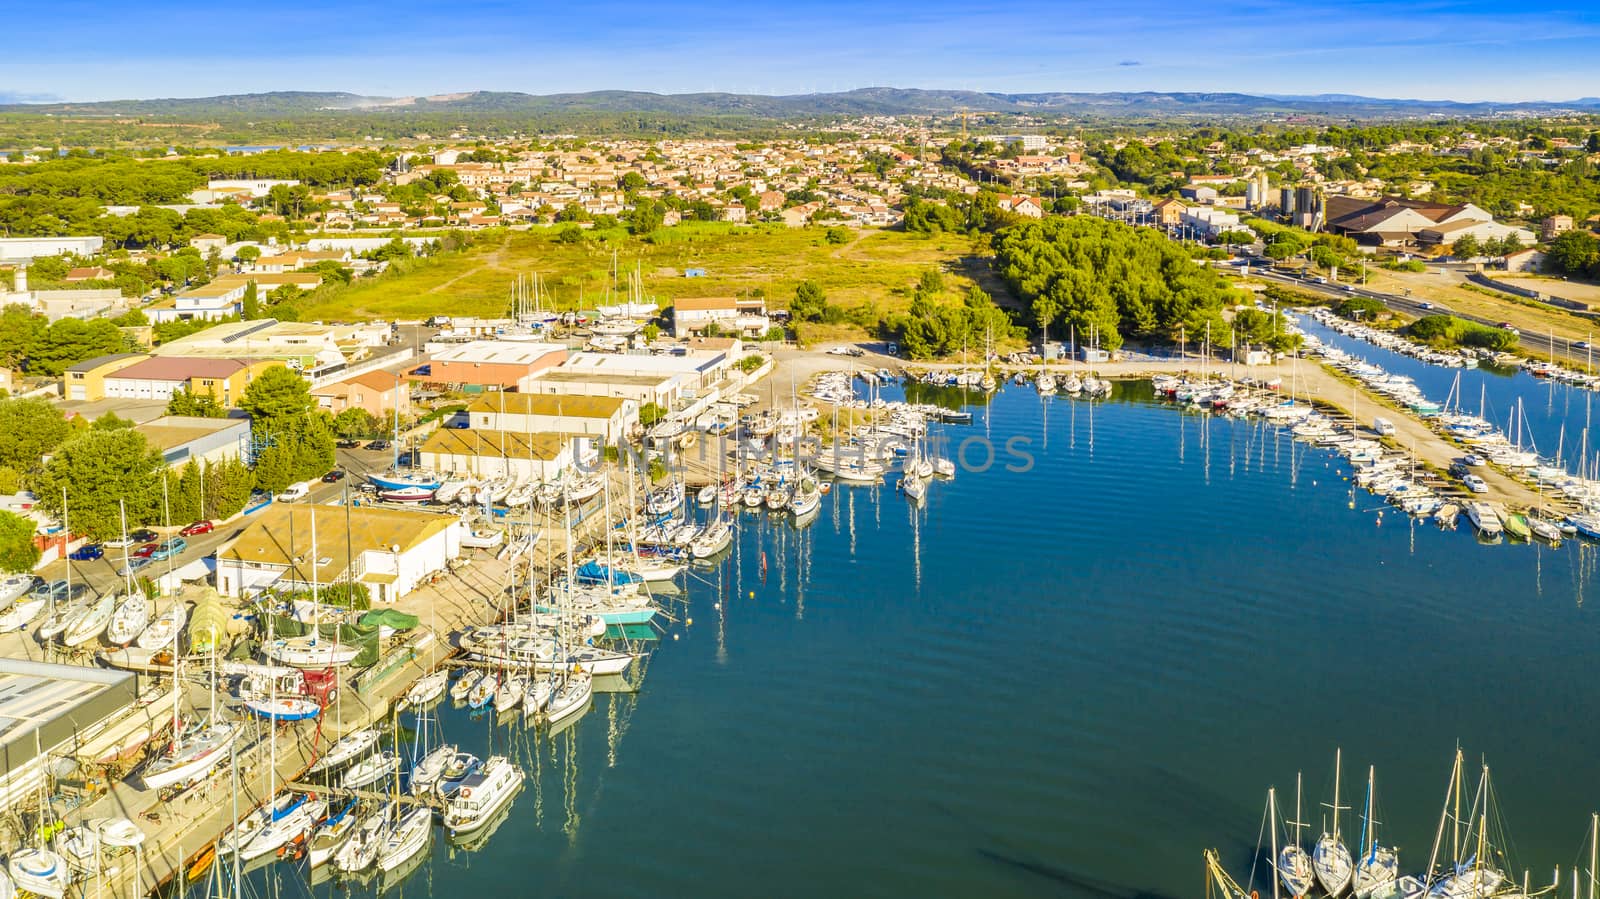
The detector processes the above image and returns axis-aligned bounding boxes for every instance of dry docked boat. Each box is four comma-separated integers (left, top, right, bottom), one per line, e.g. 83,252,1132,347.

105,594,150,647
135,601,187,650
62,593,115,647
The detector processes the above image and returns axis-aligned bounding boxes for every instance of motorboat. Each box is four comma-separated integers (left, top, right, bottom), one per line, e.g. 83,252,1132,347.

135,602,188,650
434,752,482,800
307,728,380,774
696,484,718,505
466,673,496,710
140,722,236,790
460,528,504,550
531,643,633,676
89,817,145,850
449,671,479,704
105,594,150,647
341,751,401,791
62,593,115,647
378,485,436,503
443,756,523,836
1465,502,1503,537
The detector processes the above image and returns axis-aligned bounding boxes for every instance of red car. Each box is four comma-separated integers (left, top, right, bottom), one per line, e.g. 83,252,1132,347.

180,520,215,536
132,542,160,559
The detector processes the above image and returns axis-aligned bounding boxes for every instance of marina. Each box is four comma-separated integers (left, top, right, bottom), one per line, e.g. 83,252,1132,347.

6,361,1600,899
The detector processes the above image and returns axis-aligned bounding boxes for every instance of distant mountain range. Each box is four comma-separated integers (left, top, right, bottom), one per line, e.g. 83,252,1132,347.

7,88,1600,119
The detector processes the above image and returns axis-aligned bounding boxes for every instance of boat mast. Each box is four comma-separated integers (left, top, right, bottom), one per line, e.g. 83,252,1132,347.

1360,765,1374,863
1425,749,1463,889
1269,787,1282,899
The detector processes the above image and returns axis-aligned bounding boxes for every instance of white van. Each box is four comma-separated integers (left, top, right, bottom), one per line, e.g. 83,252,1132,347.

276,481,313,503
1373,417,1396,437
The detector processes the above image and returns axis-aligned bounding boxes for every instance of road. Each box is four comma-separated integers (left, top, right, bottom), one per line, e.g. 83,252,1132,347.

1247,267,1596,368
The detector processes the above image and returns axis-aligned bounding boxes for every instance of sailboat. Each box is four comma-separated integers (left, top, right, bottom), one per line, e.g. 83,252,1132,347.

135,601,187,650
1352,765,1399,899
61,592,115,647
1279,773,1317,897
1314,748,1355,896
104,593,150,647
306,727,380,774
139,651,235,790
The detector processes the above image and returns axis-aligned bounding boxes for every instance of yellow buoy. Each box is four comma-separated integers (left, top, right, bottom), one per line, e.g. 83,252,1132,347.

748,591,755,598
686,618,693,626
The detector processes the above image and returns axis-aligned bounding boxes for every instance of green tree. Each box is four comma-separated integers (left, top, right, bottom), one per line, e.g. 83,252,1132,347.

92,411,134,430
0,509,39,573
34,428,164,540
241,281,260,320
239,365,335,487
166,386,226,418
0,397,71,471
30,318,126,376
1451,234,1481,258
642,323,661,342
1547,230,1599,276
236,245,261,264
333,407,380,440
823,226,851,245
167,460,204,525
790,280,828,322
625,200,665,236
0,304,46,370
240,365,316,421
209,457,256,519
640,402,666,427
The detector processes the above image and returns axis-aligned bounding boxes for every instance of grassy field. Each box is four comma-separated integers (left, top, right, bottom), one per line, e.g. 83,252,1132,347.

1359,267,1598,342
295,223,1009,341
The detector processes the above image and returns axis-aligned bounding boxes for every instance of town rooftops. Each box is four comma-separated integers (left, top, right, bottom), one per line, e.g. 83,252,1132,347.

135,415,248,453
430,341,568,366
420,427,571,461
218,503,454,586
105,356,251,381
66,353,145,374
672,296,745,312
465,392,628,418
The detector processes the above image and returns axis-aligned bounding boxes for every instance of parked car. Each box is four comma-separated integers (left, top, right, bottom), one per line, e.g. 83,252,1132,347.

322,470,346,483
1463,474,1489,494
117,556,152,577
1497,321,1519,334
69,544,104,561
336,439,360,449
132,542,161,559
104,534,135,548
366,439,390,451
180,520,215,536
1577,341,1592,350
150,537,187,561
1418,302,1435,310
276,482,313,503
129,528,158,544
31,579,69,600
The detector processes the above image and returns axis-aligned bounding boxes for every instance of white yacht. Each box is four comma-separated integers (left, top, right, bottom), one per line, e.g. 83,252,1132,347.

239,797,326,861
544,671,593,728
105,594,150,647
140,722,236,790
341,751,401,791
443,756,524,836
265,635,360,668
332,803,390,873
135,602,187,650
307,800,359,867
402,670,449,708
62,594,115,647
306,728,380,774
1465,502,1503,537
375,806,433,872
7,847,69,898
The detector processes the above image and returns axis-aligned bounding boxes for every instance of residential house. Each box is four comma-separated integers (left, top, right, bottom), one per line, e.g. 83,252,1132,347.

1542,215,1574,241
671,296,771,338
64,266,114,283
1152,198,1188,226
312,370,411,419
189,234,228,254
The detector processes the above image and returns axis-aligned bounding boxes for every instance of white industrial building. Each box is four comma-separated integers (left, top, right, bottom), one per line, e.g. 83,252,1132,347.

215,504,462,605
0,236,104,262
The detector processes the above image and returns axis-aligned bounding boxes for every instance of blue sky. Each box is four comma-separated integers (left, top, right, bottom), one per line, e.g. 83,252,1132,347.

4,0,1599,103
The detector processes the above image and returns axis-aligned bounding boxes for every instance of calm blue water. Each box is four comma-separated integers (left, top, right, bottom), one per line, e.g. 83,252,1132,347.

238,384,1600,899
1300,314,1600,470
